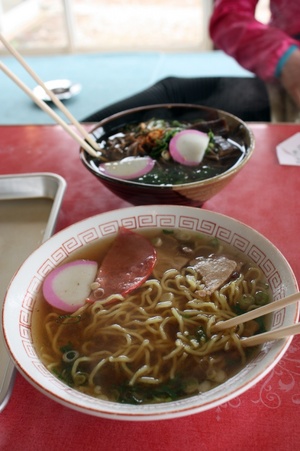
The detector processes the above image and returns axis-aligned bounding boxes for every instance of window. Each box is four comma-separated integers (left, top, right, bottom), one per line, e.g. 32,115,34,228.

0,0,269,55
0,0,213,54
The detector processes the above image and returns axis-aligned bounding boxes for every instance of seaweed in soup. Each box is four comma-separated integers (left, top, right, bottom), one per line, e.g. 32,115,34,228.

94,118,246,185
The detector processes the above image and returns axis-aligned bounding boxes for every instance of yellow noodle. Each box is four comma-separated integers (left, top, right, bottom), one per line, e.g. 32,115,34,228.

163,339,185,360
171,307,185,333
129,365,149,385
88,358,109,386
159,316,171,340
109,355,131,363
139,376,161,384
37,229,271,403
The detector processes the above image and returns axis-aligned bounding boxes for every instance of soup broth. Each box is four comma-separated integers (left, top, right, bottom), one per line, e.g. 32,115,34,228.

92,118,246,185
32,228,270,404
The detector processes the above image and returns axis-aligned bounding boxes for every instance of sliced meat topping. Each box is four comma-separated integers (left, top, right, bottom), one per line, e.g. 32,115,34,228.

192,255,237,293
89,227,157,302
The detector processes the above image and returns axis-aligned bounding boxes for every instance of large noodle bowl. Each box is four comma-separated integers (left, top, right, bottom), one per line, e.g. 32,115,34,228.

32,228,270,404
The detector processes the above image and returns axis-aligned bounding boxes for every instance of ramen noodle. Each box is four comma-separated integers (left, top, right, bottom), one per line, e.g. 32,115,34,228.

32,228,270,404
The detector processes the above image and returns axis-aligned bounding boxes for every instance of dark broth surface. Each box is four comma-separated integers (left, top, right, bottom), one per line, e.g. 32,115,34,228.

32,228,270,404
93,118,246,185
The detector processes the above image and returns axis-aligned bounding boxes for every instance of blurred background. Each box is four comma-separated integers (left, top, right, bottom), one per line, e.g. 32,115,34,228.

0,1,270,124
0,0,270,55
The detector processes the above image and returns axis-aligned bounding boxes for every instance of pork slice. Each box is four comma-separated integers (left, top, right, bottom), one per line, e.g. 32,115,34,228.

192,255,237,293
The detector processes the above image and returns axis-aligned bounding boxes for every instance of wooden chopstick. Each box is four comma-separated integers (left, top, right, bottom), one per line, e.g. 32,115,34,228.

0,33,99,158
213,292,300,332
241,322,300,347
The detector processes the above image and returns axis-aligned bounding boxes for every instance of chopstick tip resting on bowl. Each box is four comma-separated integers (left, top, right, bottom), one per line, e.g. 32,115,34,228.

0,33,100,159
212,291,300,347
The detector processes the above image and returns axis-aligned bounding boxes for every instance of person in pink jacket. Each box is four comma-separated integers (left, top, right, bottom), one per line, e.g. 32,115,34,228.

209,0,300,116
85,2,299,123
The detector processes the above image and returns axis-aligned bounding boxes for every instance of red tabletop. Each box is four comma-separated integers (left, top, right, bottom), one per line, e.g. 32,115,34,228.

1,123,300,451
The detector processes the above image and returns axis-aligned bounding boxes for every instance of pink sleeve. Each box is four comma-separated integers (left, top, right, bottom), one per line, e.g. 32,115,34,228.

209,0,299,81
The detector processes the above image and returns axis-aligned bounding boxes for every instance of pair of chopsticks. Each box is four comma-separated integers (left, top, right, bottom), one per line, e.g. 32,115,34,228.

213,292,300,347
0,33,100,158
1,34,298,349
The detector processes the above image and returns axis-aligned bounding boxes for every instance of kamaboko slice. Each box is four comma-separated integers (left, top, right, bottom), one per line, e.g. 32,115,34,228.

43,260,98,312
89,226,157,303
98,156,155,180
169,129,209,166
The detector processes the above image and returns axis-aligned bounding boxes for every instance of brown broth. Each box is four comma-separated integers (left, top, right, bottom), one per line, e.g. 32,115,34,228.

32,229,270,404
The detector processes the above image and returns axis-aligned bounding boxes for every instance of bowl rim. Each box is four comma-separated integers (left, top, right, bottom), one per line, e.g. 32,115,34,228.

2,205,298,421
80,103,255,189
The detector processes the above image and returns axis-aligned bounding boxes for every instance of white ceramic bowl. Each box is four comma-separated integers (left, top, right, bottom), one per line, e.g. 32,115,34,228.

2,206,298,421
33,79,82,101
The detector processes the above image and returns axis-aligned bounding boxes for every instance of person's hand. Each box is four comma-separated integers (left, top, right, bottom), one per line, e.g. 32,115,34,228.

280,48,300,108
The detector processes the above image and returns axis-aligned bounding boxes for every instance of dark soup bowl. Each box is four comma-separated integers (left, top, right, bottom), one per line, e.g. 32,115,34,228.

80,104,254,207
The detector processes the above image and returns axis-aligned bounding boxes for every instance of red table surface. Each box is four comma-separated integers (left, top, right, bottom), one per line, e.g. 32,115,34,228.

1,123,300,451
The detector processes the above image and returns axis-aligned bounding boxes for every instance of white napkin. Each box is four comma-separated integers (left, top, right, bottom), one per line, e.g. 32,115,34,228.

276,132,300,166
